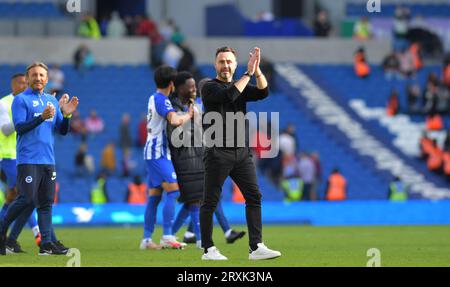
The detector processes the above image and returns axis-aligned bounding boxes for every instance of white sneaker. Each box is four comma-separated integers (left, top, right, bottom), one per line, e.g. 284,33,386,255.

201,246,228,260
196,240,203,250
160,236,187,249
140,238,161,250
249,243,281,260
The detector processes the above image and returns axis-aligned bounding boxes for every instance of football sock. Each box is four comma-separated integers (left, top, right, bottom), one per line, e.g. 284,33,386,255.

143,194,161,239
172,203,189,235
162,190,179,236
188,204,201,240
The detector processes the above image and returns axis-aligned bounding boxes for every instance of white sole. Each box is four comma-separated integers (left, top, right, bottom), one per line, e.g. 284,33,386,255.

249,254,281,260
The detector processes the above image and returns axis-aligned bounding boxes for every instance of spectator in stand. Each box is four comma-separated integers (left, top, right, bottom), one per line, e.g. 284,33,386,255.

382,51,400,81
427,139,443,173
279,124,297,163
325,168,347,201
280,155,302,202
171,26,185,46
126,175,147,204
100,142,116,176
354,47,370,78
74,143,94,177
388,176,408,201
251,121,282,186
70,110,87,142
397,47,415,79
406,83,421,114
443,150,450,182
353,16,372,40
442,133,450,182
409,43,423,71
310,152,322,199
298,153,316,201
444,129,450,152
313,10,331,37
423,72,440,114
392,6,410,51
137,113,147,147
121,149,135,178
426,111,444,131
436,85,450,113
107,12,126,38
74,43,95,73
47,64,64,98
177,42,195,73
386,89,400,116
119,113,132,154
419,131,433,160
443,53,450,89
159,19,176,41
98,14,109,37
77,14,101,39
124,15,138,36
255,11,274,22
85,109,104,134
135,14,165,67
91,173,108,204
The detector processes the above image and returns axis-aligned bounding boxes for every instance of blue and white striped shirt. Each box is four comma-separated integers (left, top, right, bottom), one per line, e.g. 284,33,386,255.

143,92,175,160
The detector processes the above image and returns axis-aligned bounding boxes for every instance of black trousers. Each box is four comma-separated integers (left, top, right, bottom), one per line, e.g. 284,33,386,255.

200,147,262,249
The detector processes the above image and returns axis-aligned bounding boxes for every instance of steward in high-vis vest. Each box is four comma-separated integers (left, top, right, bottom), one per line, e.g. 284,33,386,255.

127,175,147,204
281,178,304,202
0,94,16,160
388,177,408,201
353,47,370,78
91,174,108,204
280,156,303,202
325,169,347,201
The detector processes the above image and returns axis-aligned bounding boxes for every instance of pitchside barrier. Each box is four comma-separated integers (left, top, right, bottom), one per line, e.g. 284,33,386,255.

51,200,450,226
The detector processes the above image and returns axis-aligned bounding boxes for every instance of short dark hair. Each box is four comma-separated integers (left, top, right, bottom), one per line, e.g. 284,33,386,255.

26,61,48,76
215,46,237,58
154,65,177,89
11,73,25,80
174,71,193,89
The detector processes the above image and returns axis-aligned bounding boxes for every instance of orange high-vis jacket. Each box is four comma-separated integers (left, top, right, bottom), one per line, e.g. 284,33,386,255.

409,43,423,70
326,173,347,201
420,137,434,157
443,64,450,87
427,146,443,171
354,52,370,77
386,97,399,116
128,183,148,204
442,152,450,175
426,115,444,131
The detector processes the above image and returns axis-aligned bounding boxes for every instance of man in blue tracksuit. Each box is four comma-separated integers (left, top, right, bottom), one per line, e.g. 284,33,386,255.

0,62,79,256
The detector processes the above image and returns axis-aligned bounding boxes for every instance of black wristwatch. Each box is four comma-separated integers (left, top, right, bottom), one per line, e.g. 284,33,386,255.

243,71,253,78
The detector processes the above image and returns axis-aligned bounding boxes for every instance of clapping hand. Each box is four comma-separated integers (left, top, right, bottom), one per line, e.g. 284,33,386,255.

247,47,260,76
41,105,55,120
59,93,79,117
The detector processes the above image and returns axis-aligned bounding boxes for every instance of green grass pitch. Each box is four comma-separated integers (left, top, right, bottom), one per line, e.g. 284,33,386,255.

1,225,449,267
